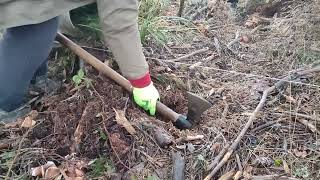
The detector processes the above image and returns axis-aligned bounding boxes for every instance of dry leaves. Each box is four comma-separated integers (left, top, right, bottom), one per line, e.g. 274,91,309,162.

293,148,307,158
5,110,38,128
283,160,291,175
21,110,38,128
113,108,136,135
31,160,86,180
31,161,61,179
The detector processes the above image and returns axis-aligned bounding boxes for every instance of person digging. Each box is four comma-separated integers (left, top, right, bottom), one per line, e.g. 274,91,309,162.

0,0,160,122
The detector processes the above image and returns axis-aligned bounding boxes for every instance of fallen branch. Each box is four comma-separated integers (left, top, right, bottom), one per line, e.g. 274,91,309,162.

296,119,319,134
168,47,209,62
175,135,204,144
177,0,186,17
280,111,320,123
71,103,91,153
251,175,300,180
204,67,320,180
206,143,230,171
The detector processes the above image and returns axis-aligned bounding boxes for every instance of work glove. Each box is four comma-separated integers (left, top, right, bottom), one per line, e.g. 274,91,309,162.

129,72,160,116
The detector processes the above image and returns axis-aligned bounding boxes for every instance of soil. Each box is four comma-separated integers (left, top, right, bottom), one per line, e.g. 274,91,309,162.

1,0,320,179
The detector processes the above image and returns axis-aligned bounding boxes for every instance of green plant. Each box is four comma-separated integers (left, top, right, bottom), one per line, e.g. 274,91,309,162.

89,157,115,177
274,159,282,167
0,151,15,169
72,69,92,88
293,166,310,178
146,175,157,180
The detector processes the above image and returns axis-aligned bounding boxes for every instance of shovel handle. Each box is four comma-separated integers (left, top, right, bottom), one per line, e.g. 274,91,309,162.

55,33,181,123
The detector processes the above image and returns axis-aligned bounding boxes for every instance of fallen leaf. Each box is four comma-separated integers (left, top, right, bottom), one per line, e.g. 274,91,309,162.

109,133,130,155
4,119,22,128
187,143,195,153
45,166,60,179
20,110,38,128
113,109,136,135
283,160,291,175
31,161,56,177
240,35,251,43
253,157,273,167
210,143,221,153
283,94,297,104
21,116,36,128
293,149,307,158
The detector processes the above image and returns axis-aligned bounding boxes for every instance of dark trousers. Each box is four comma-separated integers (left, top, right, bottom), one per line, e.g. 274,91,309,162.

0,17,58,111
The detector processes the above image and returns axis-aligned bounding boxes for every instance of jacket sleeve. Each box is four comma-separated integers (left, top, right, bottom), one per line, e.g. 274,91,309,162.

96,0,149,81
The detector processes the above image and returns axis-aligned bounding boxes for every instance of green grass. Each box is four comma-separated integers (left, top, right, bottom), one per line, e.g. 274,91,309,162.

68,1,197,46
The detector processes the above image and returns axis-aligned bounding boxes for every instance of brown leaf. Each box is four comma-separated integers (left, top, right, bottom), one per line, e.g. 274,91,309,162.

21,116,36,128
283,160,290,175
20,110,38,128
45,167,60,179
31,161,55,177
109,133,130,155
293,149,307,158
283,94,297,104
113,109,136,135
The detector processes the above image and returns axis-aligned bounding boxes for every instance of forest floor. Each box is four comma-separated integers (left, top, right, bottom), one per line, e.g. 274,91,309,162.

1,0,320,179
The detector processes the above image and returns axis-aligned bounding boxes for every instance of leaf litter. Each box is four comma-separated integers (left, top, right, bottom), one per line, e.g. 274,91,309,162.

1,0,320,179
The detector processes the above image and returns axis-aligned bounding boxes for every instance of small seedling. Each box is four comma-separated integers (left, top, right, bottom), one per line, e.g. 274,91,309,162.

72,69,93,88
89,157,115,177
274,159,282,167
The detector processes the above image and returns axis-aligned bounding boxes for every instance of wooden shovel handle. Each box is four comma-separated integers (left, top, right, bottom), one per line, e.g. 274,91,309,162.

55,33,180,122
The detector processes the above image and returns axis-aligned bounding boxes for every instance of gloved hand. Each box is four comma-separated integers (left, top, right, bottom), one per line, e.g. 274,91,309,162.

129,72,160,116
132,83,159,115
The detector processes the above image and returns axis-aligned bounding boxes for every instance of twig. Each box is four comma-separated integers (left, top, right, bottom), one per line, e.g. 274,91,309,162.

251,175,300,180
296,119,319,134
177,0,186,17
204,67,320,180
279,111,320,123
235,154,242,171
102,121,130,170
191,6,207,20
71,103,91,153
167,47,209,62
206,143,230,171
175,135,205,144
227,30,240,52
250,120,281,133
5,128,32,179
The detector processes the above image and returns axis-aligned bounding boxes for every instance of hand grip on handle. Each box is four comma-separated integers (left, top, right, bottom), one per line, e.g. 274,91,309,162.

55,33,191,129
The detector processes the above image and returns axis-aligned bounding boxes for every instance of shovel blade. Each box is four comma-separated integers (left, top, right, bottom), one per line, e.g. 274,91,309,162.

186,92,212,125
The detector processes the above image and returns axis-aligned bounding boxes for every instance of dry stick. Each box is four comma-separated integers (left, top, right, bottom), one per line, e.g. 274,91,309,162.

204,67,320,180
206,143,230,171
168,47,209,62
281,111,320,123
177,0,186,17
102,121,130,170
5,128,32,180
251,175,300,180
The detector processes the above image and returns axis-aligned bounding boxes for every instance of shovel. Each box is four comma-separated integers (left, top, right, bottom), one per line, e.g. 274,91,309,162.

55,33,212,129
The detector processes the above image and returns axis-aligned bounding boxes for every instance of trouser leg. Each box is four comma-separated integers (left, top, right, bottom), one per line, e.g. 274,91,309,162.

0,17,59,111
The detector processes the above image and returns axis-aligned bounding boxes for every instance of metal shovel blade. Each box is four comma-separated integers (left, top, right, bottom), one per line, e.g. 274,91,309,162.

186,92,212,125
